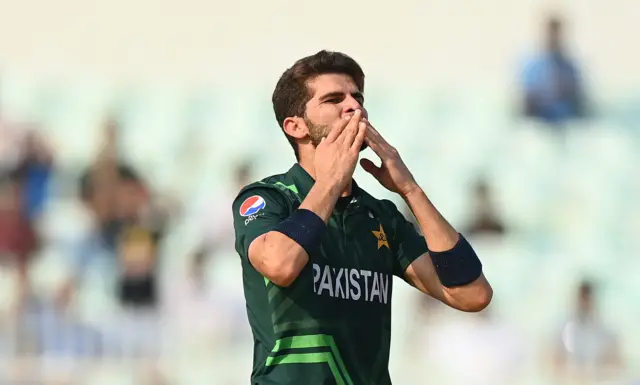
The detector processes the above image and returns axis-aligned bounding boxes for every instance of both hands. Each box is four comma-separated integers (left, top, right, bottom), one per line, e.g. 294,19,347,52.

313,109,420,199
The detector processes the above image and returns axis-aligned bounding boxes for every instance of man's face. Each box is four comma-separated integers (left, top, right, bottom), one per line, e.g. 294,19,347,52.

115,179,147,220
577,286,594,317
302,73,368,149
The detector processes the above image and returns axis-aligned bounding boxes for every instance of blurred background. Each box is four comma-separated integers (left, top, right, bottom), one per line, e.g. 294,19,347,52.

0,0,639,384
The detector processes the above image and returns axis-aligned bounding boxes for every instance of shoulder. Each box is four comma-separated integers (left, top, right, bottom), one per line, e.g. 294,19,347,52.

521,52,545,68
235,172,292,200
232,173,297,215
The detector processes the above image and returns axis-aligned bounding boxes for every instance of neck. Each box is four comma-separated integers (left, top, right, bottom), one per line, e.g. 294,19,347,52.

298,151,353,197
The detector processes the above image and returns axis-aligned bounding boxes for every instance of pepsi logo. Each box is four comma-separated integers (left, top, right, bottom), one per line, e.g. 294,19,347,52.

239,195,266,217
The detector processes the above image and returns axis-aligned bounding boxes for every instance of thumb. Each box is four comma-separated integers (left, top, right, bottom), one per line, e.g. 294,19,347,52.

360,158,380,177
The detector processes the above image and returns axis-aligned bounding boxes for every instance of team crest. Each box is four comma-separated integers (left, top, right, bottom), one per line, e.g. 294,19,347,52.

239,195,266,217
372,224,389,249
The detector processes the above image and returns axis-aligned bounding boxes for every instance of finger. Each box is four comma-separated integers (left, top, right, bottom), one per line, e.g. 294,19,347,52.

340,116,361,147
365,122,386,144
325,112,354,143
364,125,382,152
351,121,367,151
360,158,381,178
337,109,362,145
365,124,396,159
366,121,379,135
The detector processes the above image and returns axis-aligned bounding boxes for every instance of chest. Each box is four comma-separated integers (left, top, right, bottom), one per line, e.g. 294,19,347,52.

319,207,394,272
303,206,395,311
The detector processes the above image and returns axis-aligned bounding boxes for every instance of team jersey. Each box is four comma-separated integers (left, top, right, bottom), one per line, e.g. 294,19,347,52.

232,163,428,385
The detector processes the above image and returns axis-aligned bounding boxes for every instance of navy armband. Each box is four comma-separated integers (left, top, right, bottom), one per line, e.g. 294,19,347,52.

429,234,482,288
273,209,327,255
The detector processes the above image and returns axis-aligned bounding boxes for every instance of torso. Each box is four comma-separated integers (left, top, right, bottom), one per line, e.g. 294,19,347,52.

242,176,398,385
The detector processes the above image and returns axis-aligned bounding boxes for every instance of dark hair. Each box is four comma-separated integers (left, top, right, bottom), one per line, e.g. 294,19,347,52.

578,279,595,297
79,163,143,201
547,14,563,34
272,50,365,159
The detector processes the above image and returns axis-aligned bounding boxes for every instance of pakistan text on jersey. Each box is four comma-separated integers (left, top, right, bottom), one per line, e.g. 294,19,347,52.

312,263,390,305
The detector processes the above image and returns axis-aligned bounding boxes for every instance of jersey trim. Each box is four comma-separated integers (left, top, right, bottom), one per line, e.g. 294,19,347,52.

274,181,299,195
266,334,354,385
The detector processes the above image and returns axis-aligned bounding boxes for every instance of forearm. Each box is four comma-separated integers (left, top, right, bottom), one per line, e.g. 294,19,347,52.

267,180,342,268
253,181,342,286
402,187,492,311
402,187,458,251
298,181,342,222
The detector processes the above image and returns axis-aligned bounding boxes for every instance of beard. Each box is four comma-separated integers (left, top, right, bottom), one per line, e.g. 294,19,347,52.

304,117,368,151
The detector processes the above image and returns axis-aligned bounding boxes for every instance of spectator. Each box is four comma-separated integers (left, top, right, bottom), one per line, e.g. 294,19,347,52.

15,130,54,221
520,15,588,124
57,117,172,311
50,116,175,384
465,178,506,237
552,279,623,381
0,106,29,175
0,83,53,205
0,170,40,315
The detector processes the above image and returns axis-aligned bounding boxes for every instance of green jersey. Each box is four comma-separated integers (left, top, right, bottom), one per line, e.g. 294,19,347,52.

232,164,428,385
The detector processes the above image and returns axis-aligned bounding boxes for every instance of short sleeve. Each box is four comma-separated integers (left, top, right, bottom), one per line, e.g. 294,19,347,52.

232,187,291,261
383,200,429,278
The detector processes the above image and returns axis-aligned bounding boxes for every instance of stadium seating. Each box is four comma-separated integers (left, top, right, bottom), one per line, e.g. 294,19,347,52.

1,77,638,384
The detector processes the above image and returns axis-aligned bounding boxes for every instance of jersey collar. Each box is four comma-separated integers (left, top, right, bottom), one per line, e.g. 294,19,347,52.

288,163,315,199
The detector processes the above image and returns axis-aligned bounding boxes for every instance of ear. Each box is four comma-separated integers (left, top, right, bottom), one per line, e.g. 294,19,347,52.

283,116,309,140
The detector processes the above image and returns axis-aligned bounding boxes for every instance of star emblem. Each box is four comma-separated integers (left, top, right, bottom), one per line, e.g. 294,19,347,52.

372,224,389,250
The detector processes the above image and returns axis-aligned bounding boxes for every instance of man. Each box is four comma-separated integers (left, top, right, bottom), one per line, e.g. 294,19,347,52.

58,118,170,311
232,50,493,385
465,178,506,237
0,170,39,315
552,280,622,381
520,15,587,124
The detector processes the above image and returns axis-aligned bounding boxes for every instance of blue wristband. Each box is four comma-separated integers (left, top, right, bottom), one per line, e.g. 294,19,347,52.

273,209,327,256
429,234,482,288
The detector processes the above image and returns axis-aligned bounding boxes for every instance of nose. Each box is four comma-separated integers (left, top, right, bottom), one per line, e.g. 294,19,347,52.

343,95,366,118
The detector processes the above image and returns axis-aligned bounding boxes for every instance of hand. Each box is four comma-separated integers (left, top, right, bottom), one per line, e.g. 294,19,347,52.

314,109,367,194
361,121,419,197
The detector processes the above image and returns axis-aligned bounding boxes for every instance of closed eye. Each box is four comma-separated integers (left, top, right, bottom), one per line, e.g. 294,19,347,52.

325,97,343,104
320,91,364,105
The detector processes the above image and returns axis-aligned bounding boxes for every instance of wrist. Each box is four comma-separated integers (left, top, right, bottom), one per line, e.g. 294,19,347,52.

301,180,344,221
401,184,425,201
313,179,343,199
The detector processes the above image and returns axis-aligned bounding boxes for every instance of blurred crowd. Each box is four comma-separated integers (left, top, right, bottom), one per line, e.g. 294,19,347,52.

0,12,638,385
0,110,256,383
